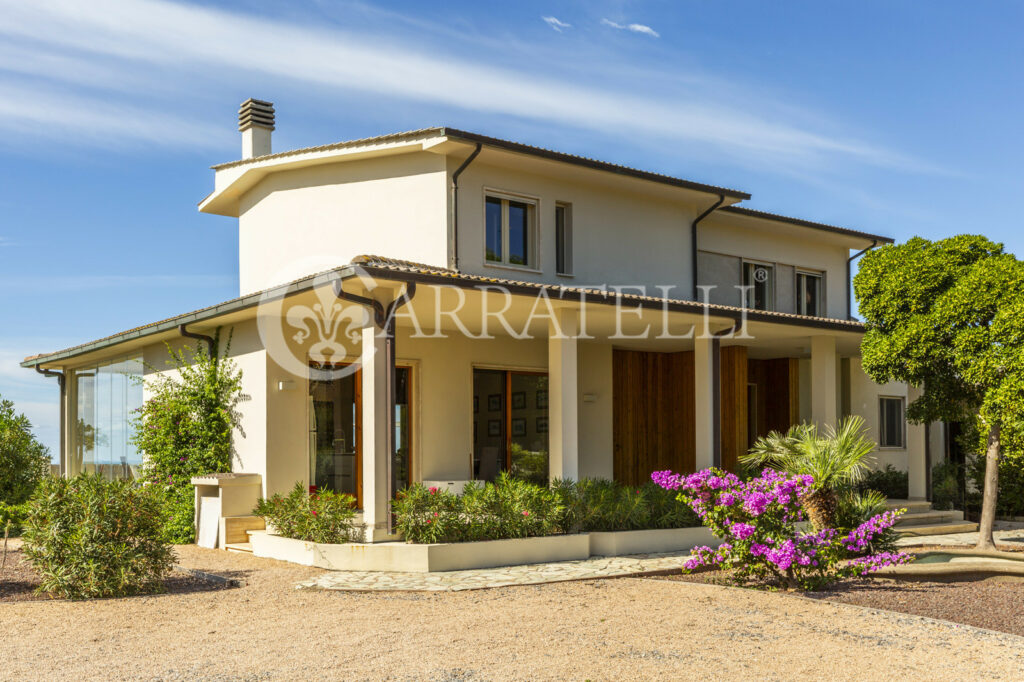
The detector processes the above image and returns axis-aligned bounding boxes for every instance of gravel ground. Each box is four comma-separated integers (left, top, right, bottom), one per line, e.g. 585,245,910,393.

1,544,1022,681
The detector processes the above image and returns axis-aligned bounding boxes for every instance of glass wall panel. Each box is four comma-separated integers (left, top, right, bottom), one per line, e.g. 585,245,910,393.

71,355,143,479
472,369,549,484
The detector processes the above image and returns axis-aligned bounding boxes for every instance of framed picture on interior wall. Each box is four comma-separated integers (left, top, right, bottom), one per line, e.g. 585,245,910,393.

474,396,479,413
488,393,502,412
488,419,501,437
536,389,548,409
511,418,527,437
512,391,526,410
536,417,548,433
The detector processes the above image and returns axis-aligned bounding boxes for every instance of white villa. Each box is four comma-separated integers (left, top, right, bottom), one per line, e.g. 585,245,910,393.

24,99,958,549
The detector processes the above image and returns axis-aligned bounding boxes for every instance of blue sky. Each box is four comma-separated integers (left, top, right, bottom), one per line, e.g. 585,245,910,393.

1,0,1021,458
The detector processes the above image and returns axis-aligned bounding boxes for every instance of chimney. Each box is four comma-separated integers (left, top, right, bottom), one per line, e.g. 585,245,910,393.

238,98,274,159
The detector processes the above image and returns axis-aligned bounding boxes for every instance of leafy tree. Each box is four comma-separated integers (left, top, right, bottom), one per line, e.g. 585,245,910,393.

855,235,1024,550
0,396,51,506
132,330,243,543
741,416,875,529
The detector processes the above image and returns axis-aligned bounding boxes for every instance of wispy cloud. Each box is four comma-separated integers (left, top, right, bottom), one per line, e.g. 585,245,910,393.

542,16,571,33
0,237,11,247
0,0,929,174
601,19,660,38
0,273,235,292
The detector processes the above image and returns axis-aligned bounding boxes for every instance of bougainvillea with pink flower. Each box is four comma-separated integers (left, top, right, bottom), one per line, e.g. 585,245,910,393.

653,467,913,589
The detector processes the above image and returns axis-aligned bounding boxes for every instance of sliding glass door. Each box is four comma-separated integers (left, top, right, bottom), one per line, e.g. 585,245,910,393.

309,363,412,509
472,369,549,486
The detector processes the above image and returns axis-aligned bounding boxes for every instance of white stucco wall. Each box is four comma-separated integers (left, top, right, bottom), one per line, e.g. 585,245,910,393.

848,357,912,472
450,157,700,295
236,151,450,295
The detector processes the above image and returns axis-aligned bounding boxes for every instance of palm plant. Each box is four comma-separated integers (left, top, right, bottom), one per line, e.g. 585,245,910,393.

740,415,877,529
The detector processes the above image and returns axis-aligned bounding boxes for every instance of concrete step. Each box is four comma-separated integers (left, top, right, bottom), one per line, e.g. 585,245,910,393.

885,499,933,513
897,521,979,537
896,510,965,527
224,542,253,553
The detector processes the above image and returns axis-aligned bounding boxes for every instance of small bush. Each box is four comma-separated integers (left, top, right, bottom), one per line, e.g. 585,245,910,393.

0,397,51,507
22,474,174,599
931,460,963,511
254,483,361,544
0,501,29,537
857,464,909,499
568,479,699,532
835,489,898,554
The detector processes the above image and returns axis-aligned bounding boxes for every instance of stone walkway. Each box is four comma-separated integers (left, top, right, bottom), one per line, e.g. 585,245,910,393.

295,552,689,592
896,526,1024,548
297,525,1024,593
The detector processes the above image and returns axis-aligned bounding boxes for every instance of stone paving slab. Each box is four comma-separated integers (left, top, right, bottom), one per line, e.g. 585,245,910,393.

295,551,691,592
896,527,1024,548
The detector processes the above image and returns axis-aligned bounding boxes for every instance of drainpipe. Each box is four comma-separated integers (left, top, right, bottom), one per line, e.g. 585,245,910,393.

450,143,482,271
179,323,216,358
846,241,878,320
36,366,66,476
691,195,725,300
334,279,418,535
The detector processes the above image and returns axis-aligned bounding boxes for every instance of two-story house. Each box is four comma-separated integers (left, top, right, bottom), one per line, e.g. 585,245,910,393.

23,99,946,543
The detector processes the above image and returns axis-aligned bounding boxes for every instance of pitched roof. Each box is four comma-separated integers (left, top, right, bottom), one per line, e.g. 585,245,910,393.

210,126,751,201
719,205,893,245
22,256,864,369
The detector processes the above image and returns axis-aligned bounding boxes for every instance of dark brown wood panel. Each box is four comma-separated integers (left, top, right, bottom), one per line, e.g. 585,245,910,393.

719,346,748,473
613,350,695,486
748,357,802,444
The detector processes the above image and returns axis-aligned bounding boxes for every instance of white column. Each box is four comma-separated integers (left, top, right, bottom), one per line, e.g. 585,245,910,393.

549,309,579,481
811,335,838,427
694,335,716,470
907,384,927,500
361,324,390,542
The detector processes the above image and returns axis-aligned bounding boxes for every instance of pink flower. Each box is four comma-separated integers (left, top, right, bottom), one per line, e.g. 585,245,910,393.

428,486,439,494
522,510,531,516
311,510,318,516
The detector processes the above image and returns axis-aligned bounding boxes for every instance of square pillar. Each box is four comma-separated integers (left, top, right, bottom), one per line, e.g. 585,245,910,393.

907,384,927,499
811,336,838,427
549,309,579,480
361,324,391,542
694,335,718,470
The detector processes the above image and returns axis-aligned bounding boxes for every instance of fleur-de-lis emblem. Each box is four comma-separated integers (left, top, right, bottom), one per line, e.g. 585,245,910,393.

285,288,368,359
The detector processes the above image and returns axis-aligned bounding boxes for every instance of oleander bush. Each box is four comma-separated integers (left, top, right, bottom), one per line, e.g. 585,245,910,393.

393,474,701,544
652,467,912,590
0,396,51,533
0,501,29,537
254,482,361,544
931,460,963,512
22,474,174,599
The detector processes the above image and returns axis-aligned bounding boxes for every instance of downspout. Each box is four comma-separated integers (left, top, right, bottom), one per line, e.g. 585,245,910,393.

334,279,418,535
691,195,726,300
846,241,878,320
179,323,216,358
450,143,482,271
36,366,66,476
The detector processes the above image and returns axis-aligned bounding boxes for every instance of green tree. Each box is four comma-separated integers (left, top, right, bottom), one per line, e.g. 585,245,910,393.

854,235,1024,550
132,330,243,543
0,396,51,505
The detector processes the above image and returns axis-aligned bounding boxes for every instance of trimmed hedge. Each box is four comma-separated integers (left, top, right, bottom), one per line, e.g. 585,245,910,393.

22,475,174,599
393,474,700,544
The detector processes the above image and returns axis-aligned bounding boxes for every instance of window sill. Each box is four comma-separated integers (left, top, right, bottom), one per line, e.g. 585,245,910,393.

483,262,543,275
556,272,574,278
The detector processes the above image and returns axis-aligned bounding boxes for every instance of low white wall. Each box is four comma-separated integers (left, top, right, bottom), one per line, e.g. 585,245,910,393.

588,527,718,557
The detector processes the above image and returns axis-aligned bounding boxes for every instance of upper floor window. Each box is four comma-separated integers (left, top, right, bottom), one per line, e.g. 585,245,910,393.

797,271,823,317
555,202,573,275
485,194,536,268
879,396,906,448
743,262,774,311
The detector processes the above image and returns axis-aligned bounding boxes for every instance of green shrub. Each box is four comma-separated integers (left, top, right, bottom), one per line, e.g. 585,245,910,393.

254,483,361,544
393,475,701,544
857,464,909,499
0,501,29,537
836,489,898,554
132,331,242,543
0,397,51,507
931,460,963,511
22,474,174,599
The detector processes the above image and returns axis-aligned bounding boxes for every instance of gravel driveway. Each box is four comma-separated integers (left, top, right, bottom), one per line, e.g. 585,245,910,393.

1,545,1021,681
